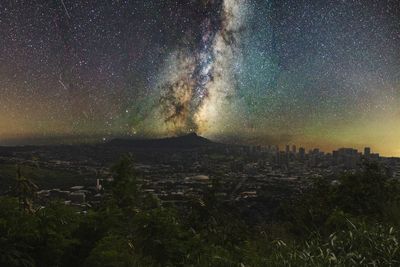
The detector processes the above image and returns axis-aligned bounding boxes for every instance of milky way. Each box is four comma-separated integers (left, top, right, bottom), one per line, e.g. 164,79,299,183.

0,0,400,156
155,0,247,135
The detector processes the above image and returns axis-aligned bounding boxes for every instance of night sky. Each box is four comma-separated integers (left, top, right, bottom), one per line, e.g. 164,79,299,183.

0,0,399,156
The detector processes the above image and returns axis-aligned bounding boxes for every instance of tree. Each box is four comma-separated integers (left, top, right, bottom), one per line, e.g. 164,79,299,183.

332,162,390,216
12,166,38,214
0,197,38,267
109,155,140,209
84,234,157,267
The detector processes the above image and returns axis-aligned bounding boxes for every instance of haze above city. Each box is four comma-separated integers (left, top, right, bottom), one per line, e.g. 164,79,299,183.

1,1,399,156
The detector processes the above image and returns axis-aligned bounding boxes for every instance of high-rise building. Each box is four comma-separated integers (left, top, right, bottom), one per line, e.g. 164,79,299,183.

299,147,306,160
364,147,371,157
292,145,297,154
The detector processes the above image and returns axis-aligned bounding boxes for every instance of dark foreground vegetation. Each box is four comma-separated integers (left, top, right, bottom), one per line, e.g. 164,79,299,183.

1,156,400,266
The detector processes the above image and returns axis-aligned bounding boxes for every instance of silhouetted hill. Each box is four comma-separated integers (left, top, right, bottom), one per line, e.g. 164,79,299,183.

106,133,218,149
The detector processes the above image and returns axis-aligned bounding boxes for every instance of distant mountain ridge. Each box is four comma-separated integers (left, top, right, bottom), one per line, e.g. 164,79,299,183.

106,133,218,148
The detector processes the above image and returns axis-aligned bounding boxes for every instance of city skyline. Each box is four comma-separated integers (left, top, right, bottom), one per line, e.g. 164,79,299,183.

0,131,395,159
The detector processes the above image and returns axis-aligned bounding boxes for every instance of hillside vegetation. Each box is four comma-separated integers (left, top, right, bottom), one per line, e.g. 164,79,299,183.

1,157,399,266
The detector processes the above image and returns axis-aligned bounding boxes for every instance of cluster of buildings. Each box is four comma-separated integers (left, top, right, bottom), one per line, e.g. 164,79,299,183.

129,144,400,207
36,183,104,211
236,144,395,174
1,140,399,218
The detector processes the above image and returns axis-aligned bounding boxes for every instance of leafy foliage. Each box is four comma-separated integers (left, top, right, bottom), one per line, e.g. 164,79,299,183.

0,159,399,266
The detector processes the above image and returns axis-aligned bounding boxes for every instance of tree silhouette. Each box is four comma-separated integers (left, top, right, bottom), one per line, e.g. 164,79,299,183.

13,165,38,214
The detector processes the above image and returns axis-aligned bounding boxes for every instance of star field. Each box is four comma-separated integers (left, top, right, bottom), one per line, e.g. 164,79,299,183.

0,0,399,156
